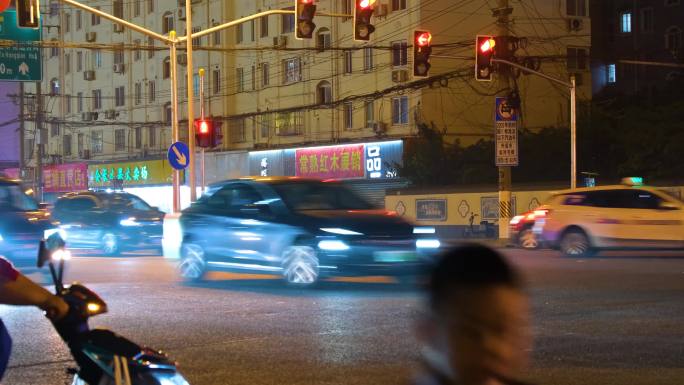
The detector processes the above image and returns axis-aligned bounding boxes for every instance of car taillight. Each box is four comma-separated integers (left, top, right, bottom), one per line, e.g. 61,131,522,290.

510,215,524,225
533,209,550,217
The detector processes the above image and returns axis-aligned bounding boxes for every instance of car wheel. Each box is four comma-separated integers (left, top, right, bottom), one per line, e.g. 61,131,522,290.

282,246,319,287
559,229,593,257
179,243,206,282
519,229,539,249
101,233,120,256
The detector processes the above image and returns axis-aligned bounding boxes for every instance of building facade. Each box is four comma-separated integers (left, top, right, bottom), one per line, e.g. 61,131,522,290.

21,0,591,203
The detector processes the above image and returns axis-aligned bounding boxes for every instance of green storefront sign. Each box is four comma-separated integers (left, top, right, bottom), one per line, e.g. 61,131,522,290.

88,160,176,188
0,10,42,81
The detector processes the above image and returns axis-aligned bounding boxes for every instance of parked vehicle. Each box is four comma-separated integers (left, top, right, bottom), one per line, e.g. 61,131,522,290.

52,191,164,256
164,177,441,286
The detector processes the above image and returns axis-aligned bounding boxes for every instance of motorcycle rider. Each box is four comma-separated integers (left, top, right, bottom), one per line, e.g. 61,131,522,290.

412,244,532,385
0,256,69,380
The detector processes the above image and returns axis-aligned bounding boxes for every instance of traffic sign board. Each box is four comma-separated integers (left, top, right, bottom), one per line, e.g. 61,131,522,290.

168,142,190,170
0,10,42,81
495,97,518,167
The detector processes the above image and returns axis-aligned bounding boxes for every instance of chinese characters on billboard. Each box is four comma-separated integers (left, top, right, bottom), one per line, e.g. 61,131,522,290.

88,160,174,188
295,144,365,179
43,163,88,193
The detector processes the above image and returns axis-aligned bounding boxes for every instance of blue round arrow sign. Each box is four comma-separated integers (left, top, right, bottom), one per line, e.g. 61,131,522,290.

168,141,190,170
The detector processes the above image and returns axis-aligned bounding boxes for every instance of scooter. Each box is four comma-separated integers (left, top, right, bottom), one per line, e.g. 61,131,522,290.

38,233,191,385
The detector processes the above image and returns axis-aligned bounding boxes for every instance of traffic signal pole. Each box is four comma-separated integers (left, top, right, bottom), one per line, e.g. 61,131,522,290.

495,0,512,240
170,31,181,212
199,68,206,193
185,0,197,203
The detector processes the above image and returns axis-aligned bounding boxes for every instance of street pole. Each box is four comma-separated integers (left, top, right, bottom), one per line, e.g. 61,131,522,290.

186,0,197,203
570,75,577,189
35,81,43,201
19,82,24,177
199,67,205,193
495,0,512,240
170,31,181,213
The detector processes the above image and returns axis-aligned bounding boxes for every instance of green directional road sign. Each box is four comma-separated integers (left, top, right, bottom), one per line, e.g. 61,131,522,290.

0,10,41,81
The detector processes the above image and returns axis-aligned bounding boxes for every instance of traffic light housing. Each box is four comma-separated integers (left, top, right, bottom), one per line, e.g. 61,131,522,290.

17,0,41,29
195,118,214,148
295,0,317,39
353,0,375,42
475,35,496,81
413,30,432,78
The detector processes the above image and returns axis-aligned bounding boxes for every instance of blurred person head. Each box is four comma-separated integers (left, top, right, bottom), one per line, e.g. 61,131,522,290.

415,244,531,385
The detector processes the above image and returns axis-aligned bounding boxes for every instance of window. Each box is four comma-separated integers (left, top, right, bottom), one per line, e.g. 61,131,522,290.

317,81,332,105
640,8,653,33
163,12,174,34
665,26,682,51
92,89,102,110
364,47,374,71
134,0,140,17
236,67,245,92
283,57,301,84
261,16,269,37
344,50,353,74
392,96,409,125
49,1,59,17
164,103,172,124
251,66,256,90
113,49,124,66
92,7,101,26
260,114,272,138
282,9,295,34
236,23,243,44
92,131,103,154
77,51,83,72
115,86,125,107
65,53,71,74
148,37,155,58
192,26,202,47
77,92,83,113
113,0,123,19
567,47,588,71
50,121,60,137
163,57,171,79
275,111,303,136
262,63,270,86
392,41,408,66
135,83,142,105
93,49,102,68
135,127,142,149
65,13,71,33
342,0,352,15
115,129,125,151
76,10,82,30
65,94,71,114
207,184,262,210
50,40,59,58
620,11,632,33
212,69,221,94
365,100,374,128
63,135,72,156
250,20,255,42
392,0,407,11
77,134,84,155
566,0,587,16
148,127,156,147
148,0,154,14
607,64,616,83
193,73,200,96
230,119,246,143
134,40,141,61
149,81,156,102
317,28,331,51
50,78,60,95
343,102,353,130
213,23,222,45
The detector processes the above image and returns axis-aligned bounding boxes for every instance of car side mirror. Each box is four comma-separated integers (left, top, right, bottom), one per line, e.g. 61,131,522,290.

659,202,680,210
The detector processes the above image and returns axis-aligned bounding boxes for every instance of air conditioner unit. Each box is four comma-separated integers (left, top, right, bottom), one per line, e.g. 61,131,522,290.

177,53,188,66
113,63,125,73
372,121,387,134
567,18,584,32
178,8,186,20
81,112,92,121
273,35,287,48
113,23,124,33
82,149,91,160
85,32,97,42
392,69,408,83
375,3,389,17
84,70,95,81
105,110,116,119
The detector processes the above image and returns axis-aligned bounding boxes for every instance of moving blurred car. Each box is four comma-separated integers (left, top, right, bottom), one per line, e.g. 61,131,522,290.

165,177,441,286
0,176,55,269
509,209,545,249
52,191,164,255
536,178,684,257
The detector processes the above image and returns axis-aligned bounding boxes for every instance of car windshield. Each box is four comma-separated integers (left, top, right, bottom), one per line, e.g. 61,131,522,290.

271,181,376,211
657,189,684,204
0,184,39,211
106,194,153,211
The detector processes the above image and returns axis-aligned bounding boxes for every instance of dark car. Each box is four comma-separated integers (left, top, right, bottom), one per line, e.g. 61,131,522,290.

166,177,441,286
0,177,55,269
52,191,164,255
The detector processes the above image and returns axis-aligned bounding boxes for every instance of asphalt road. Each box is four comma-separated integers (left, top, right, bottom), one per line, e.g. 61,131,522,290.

1,248,683,385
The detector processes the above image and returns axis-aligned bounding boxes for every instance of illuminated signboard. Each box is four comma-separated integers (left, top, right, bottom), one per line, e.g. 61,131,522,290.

88,160,174,188
43,163,88,193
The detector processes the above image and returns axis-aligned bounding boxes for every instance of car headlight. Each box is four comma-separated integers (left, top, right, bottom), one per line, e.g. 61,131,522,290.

413,226,436,234
120,217,142,227
44,228,68,241
158,374,191,385
320,228,363,235
416,239,441,249
318,240,350,251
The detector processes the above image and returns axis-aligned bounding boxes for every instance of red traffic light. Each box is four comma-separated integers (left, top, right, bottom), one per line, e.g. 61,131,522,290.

359,0,372,9
479,38,495,53
199,120,209,134
416,32,432,47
